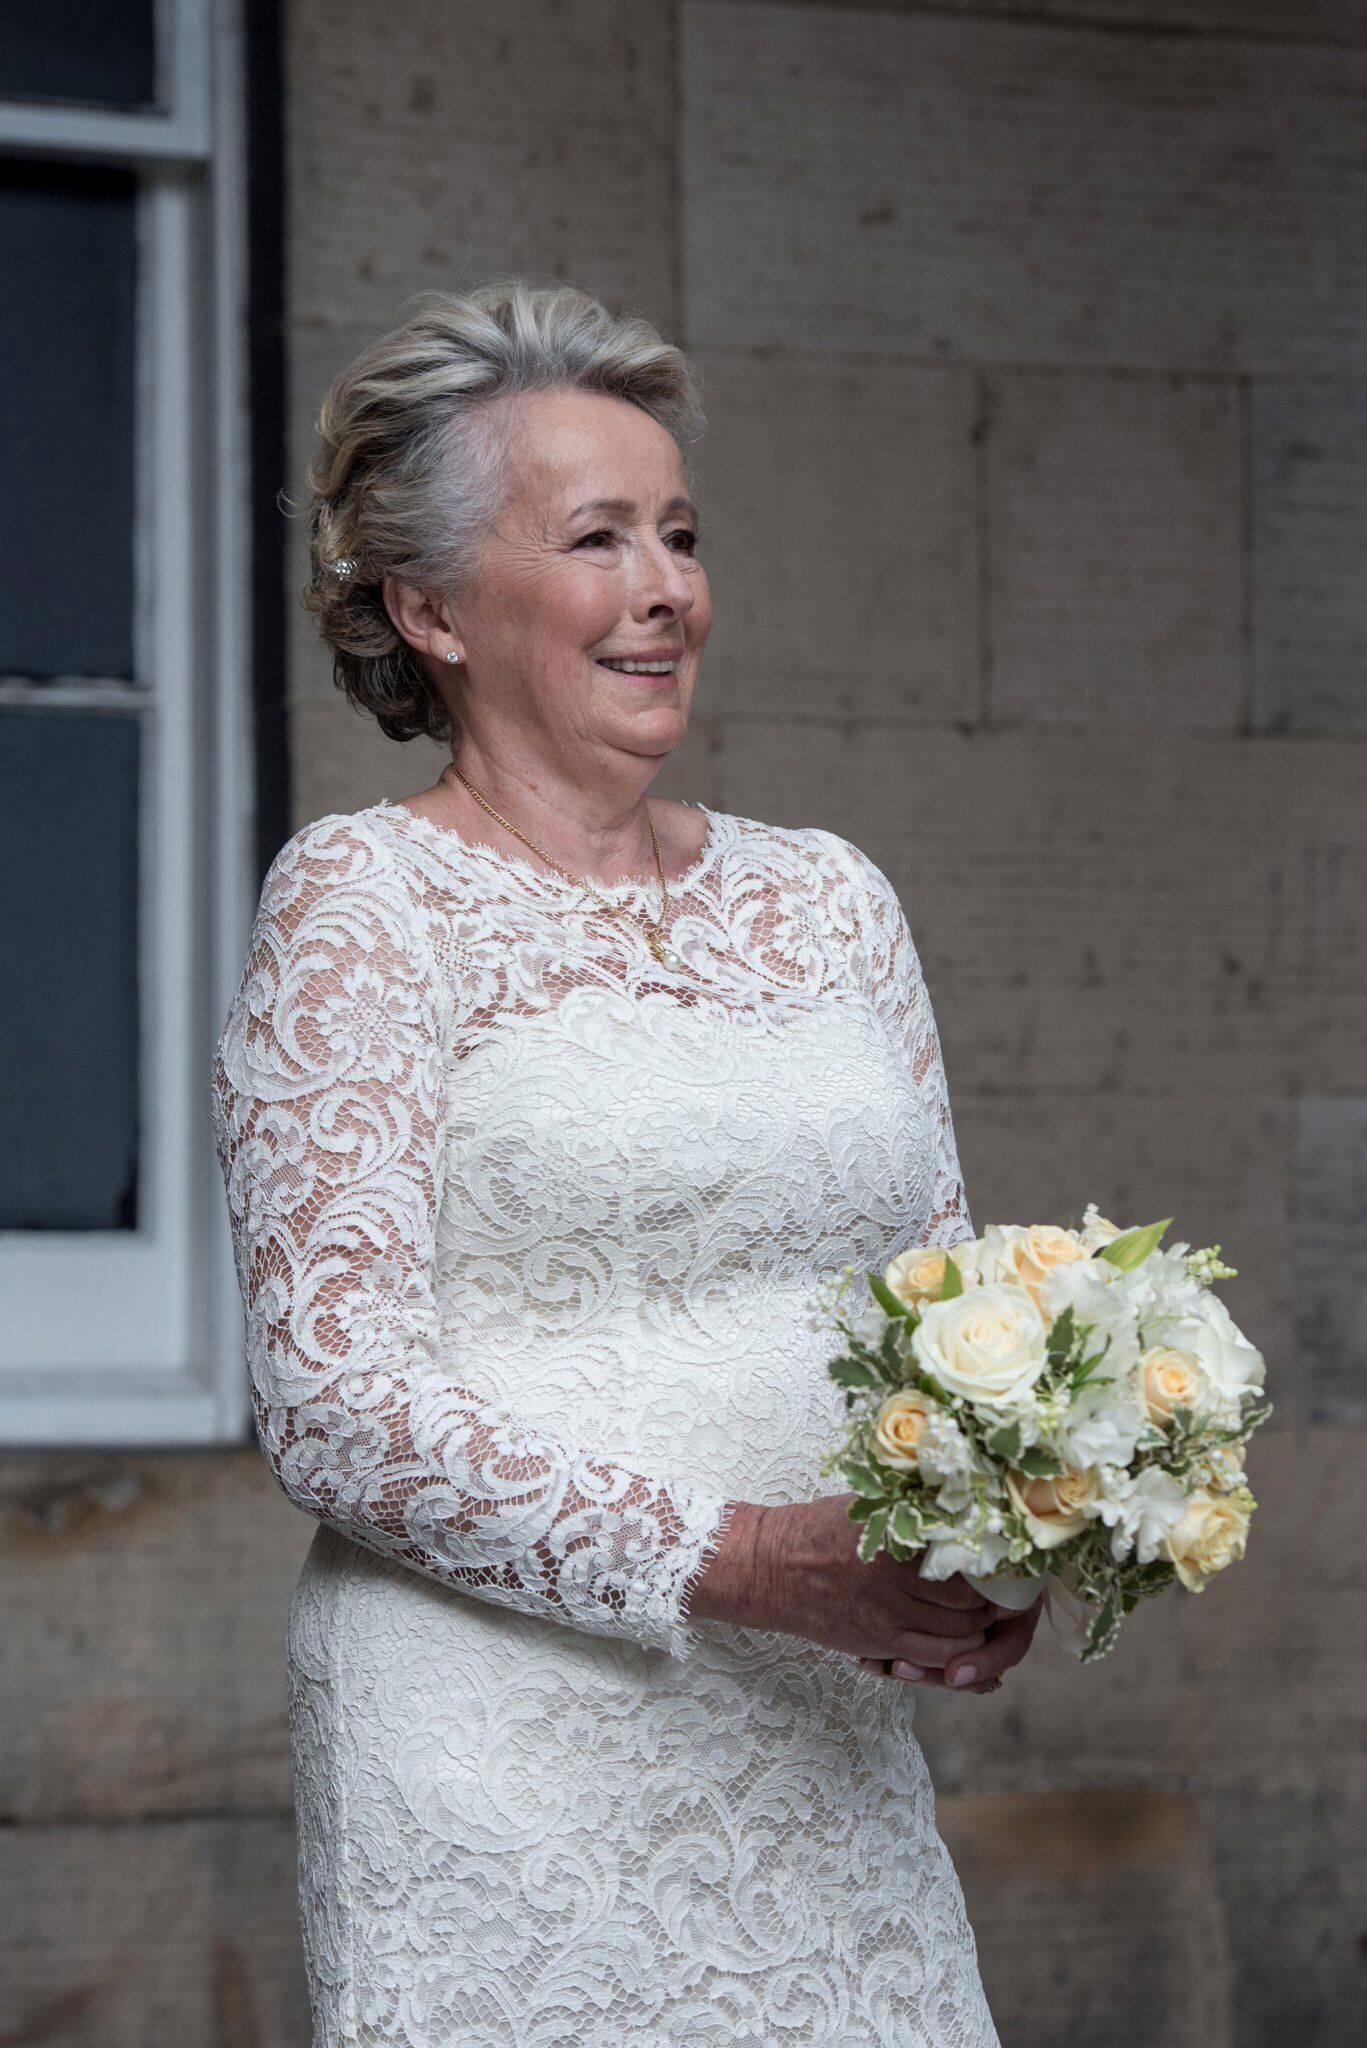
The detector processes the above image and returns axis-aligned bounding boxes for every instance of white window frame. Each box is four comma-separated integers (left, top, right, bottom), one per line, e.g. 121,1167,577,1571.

0,0,257,1445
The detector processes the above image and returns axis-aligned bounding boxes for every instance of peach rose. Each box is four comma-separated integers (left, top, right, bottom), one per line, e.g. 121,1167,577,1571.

884,1245,970,1307
1005,1463,1101,1549
1138,1345,1213,1427
1164,1488,1252,1592
870,1390,937,1472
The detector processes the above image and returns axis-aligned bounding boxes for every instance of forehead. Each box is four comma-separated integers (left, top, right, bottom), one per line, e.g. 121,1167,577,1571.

503,387,686,504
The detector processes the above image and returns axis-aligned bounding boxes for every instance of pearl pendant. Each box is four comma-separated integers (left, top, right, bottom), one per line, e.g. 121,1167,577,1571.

661,948,682,971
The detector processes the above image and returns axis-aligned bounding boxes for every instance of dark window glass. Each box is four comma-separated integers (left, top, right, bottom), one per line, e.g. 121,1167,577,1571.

0,709,141,1230
0,158,137,681
0,0,156,110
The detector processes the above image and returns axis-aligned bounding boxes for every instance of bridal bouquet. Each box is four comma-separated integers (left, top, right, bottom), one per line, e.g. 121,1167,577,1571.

810,1208,1271,1661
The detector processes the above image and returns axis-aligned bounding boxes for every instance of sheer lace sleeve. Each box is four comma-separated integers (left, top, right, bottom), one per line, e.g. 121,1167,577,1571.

209,819,736,1660
818,831,975,1252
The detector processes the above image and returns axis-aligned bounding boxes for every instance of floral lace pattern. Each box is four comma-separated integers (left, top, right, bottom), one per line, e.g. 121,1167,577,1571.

210,797,998,2047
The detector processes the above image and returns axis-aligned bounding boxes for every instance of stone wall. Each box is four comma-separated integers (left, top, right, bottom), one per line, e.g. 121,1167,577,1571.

4,3,1362,2040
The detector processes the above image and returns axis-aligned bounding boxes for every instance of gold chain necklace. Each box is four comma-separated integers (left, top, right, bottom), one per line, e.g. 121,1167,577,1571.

447,763,684,970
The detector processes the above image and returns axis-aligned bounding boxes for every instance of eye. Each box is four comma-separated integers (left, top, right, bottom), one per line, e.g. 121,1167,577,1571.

669,528,700,554
575,528,615,548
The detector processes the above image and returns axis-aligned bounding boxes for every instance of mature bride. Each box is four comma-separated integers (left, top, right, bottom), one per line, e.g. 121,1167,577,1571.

210,278,1041,2046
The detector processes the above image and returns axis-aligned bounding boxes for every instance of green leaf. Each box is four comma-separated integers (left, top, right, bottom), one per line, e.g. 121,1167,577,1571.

841,1458,892,1500
857,1506,890,1561
939,1252,965,1299
1097,1218,1174,1272
867,1271,913,1319
1015,1447,1064,1478
828,1356,882,1393
845,1494,879,1521
986,1420,1024,1462
1046,1305,1078,1367
889,1499,925,1548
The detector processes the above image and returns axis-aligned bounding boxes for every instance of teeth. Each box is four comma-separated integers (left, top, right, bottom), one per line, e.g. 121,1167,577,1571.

599,657,676,673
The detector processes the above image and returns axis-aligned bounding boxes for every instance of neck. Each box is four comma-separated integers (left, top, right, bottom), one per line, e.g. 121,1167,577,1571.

440,744,665,885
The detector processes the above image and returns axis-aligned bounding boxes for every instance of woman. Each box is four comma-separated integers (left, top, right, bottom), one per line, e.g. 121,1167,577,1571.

211,278,1042,2046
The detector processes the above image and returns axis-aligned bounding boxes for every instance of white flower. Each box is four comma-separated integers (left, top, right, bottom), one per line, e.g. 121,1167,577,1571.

912,1283,1049,1413
1148,1290,1264,1423
1092,1464,1189,1564
1078,1204,1123,1253
1055,1369,1148,1469
918,1527,1012,1581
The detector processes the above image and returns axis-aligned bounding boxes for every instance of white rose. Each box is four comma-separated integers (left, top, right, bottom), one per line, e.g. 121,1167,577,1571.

1154,1292,1264,1421
912,1283,1049,1413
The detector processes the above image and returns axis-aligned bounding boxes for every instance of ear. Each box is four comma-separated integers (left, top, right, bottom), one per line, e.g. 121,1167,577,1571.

382,574,462,662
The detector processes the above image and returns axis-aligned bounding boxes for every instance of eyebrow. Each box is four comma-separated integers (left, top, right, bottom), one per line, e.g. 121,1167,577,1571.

567,494,699,524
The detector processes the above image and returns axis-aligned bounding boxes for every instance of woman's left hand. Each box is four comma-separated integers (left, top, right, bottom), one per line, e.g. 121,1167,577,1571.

858,1592,1045,1694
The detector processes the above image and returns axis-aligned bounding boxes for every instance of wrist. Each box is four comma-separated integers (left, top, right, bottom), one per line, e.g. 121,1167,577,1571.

685,1500,773,1629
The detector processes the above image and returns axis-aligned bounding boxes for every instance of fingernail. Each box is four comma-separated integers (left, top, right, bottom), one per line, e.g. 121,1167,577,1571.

893,1662,927,1681
949,1664,977,1687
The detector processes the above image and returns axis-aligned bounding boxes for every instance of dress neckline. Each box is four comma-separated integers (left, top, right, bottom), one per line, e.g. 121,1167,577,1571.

364,793,726,901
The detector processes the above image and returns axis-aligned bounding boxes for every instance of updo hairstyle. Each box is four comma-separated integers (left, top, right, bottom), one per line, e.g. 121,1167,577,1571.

298,277,707,744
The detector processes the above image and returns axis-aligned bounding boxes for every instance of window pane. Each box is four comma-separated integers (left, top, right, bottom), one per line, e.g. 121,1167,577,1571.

0,709,141,1230
0,0,156,110
0,158,136,681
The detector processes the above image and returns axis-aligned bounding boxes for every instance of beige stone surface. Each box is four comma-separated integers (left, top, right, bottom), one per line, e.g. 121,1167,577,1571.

716,721,1367,1096
288,0,678,337
0,1818,308,2048
937,1790,1232,2048
984,369,1244,732
1251,379,1367,735
689,350,980,724
787,0,1367,39
950,1090,1293,1382
682,3,1367,373
0,1451,309,1822
1292,1095,1367,1420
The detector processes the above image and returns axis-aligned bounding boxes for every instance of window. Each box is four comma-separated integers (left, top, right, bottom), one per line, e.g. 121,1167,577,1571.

0,0,271,1443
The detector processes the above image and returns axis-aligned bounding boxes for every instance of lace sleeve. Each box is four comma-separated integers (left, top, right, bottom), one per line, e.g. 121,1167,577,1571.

818,831,975,1253
209,819,736,1660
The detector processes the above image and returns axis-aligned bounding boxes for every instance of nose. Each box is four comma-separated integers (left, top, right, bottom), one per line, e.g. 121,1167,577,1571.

631,531,696,622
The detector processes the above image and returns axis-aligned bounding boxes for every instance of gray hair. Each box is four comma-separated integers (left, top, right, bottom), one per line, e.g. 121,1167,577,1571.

297,277,708,744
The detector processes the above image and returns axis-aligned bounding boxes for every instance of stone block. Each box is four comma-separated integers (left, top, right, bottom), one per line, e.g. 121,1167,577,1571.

950,1090,1292,1382
289,0,678,335
690,350,980,724
1293,1095,1367,1419
682,3,1367,373
0,1818,307,2048
1251,379,1367,735
0,1450,310,1821
716,722,1367,1097
985,369,1244,732
937,1789,1231,2048
1201,1775,1367,2048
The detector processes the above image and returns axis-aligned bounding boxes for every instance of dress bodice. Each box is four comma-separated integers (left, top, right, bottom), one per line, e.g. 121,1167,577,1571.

209,796,973,1661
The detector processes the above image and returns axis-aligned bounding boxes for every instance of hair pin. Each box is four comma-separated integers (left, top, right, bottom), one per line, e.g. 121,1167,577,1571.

326,556,357,581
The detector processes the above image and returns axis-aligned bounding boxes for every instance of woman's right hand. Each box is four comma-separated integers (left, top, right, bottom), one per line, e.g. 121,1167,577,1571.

689,1494,996,1674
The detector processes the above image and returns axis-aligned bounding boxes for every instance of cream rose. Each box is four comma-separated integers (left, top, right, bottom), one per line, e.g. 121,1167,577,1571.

996,1224,1090,1313
1138,1345,1213,1426
1164,1488,1252,1591
911,1284,1049,1411
1005,1463,1101,1549
870,1390,937,1471
883,1245,970,1307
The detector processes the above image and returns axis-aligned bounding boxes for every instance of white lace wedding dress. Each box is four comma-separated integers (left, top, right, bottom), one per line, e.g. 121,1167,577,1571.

210,793,1000,2048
